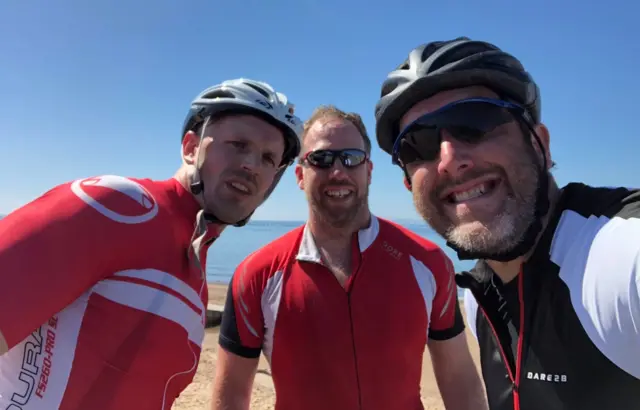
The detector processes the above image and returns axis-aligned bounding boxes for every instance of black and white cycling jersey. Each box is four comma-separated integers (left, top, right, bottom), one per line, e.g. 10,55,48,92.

457,183,640,410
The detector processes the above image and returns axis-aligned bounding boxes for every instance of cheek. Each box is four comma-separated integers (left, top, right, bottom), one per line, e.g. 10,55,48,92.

407,164,432,188
201,153,222,179
256,168,279,191
305,174,319,191
480,132,527,164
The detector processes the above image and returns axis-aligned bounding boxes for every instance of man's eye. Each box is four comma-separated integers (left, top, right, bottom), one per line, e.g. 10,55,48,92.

229,141,247,149
263,154,276,167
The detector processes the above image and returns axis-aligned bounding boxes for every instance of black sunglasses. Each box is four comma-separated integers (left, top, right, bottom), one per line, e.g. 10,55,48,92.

301,149,368,169
391,98,530,166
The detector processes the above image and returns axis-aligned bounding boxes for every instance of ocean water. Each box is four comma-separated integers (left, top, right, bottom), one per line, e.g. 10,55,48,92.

206,219,475,298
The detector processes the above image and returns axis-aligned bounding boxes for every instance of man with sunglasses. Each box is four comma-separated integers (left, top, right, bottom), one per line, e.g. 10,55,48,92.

375,36,640,410
0,78,303,410
212,105,487,410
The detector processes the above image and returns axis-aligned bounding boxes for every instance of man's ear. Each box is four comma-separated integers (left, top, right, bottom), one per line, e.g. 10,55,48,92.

367,159,373,185
532,123,552,170
181,131,200,165
295,164,304,190
404,176,412,191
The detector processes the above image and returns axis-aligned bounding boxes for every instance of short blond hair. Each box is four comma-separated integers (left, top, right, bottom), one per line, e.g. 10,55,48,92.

303,105,371,154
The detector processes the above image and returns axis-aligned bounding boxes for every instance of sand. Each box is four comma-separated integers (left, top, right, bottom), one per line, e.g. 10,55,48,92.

171,284,483,410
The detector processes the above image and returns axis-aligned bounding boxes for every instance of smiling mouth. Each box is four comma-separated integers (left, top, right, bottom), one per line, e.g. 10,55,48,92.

324,187,354,199
444,179,500,204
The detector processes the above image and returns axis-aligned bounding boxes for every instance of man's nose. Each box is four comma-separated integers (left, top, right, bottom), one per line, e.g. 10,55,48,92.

240,151,261,174
328,158,350,179
436,130,474,178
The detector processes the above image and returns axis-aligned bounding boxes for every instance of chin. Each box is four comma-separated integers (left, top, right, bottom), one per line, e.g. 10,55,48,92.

445,214,519,255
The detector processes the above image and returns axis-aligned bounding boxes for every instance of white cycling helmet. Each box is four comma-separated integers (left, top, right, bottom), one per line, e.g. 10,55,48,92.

182,78,303,166
182,78,303,227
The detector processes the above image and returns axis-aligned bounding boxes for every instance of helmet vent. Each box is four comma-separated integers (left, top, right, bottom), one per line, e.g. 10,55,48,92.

245,83,270,99
203,90,236,100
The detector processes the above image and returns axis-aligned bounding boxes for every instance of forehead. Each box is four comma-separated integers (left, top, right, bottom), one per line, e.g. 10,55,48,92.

399,86,500,130
208,114,284,149
304,117,364,151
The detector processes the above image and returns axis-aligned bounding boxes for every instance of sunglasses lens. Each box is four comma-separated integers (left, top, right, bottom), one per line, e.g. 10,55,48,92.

307,151,335,168
306,149,367,168
398,127,440,164
396,101,516,165
341,149,367,167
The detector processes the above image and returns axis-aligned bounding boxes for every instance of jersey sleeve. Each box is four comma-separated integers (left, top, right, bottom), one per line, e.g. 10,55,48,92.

585,188,640,378
0,178,156,350
218,251,267,359
427,250,465,341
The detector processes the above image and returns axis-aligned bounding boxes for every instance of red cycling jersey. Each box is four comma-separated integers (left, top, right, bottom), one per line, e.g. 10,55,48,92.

0,175,219,410
219,216,464,410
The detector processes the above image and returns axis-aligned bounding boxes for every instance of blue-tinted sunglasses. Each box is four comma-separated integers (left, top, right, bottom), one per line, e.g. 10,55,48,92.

391,98,530,166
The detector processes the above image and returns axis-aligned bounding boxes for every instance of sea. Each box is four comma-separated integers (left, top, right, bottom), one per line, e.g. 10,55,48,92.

206,219,475,298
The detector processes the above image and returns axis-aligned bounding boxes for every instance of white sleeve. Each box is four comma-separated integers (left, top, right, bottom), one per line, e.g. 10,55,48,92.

552,210,640,379
463,288,479,341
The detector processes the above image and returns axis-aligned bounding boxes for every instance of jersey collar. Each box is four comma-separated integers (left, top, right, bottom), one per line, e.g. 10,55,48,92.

296,215,380,263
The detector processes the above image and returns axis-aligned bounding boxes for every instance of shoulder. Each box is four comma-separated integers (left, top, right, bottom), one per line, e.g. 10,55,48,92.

377,217,453,273
560,183,640,219
68,175,162,224
2,174,162,230
375,218,456,304
377,218,444,252
551,183,640,270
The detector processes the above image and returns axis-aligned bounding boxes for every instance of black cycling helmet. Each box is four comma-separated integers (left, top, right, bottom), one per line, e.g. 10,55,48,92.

375,37,549,262
375,36,541,155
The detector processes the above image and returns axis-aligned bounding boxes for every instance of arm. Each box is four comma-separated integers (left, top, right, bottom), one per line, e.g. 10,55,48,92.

428,311,488,410
427,252,488,410
0,177,151,354
211,349,259,410
212,254,267,410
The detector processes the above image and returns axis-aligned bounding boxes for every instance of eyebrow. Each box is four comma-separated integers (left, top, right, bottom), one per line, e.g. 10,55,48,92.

232,135,279,159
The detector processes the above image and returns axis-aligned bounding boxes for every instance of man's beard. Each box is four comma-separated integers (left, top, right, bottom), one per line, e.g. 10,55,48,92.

308,184,368,229
414,155,540,256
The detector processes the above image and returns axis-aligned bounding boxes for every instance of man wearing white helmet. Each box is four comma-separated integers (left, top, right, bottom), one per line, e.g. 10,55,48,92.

0,78,302,410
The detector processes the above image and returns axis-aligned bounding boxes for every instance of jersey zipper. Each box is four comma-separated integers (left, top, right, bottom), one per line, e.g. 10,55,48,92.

347,291,363,410
479,268,525,410
345,237,364,410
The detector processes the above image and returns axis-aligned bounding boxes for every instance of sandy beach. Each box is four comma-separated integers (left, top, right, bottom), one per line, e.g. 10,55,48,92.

172,284,483,410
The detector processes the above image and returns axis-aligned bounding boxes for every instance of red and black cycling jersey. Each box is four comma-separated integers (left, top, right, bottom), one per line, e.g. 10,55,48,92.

458,183,640,410
219,216,464,410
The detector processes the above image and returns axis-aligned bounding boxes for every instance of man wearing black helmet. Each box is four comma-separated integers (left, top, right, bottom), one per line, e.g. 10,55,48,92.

0,78,302,410
375,37,640,410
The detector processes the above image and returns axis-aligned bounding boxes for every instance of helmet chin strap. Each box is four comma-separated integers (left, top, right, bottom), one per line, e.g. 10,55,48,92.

446,121,551,262
188,115,254,227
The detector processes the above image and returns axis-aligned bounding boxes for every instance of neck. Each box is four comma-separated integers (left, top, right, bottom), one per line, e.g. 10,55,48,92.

174,166,227,236
174,166,204,209
307,208,372,248
487,177,560,283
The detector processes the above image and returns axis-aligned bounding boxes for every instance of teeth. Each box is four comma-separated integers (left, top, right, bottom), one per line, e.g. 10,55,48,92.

451,183,487,203
326,189,352,198
230,182,249,193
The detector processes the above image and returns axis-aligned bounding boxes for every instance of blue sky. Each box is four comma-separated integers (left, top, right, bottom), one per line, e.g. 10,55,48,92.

1,0,638,221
